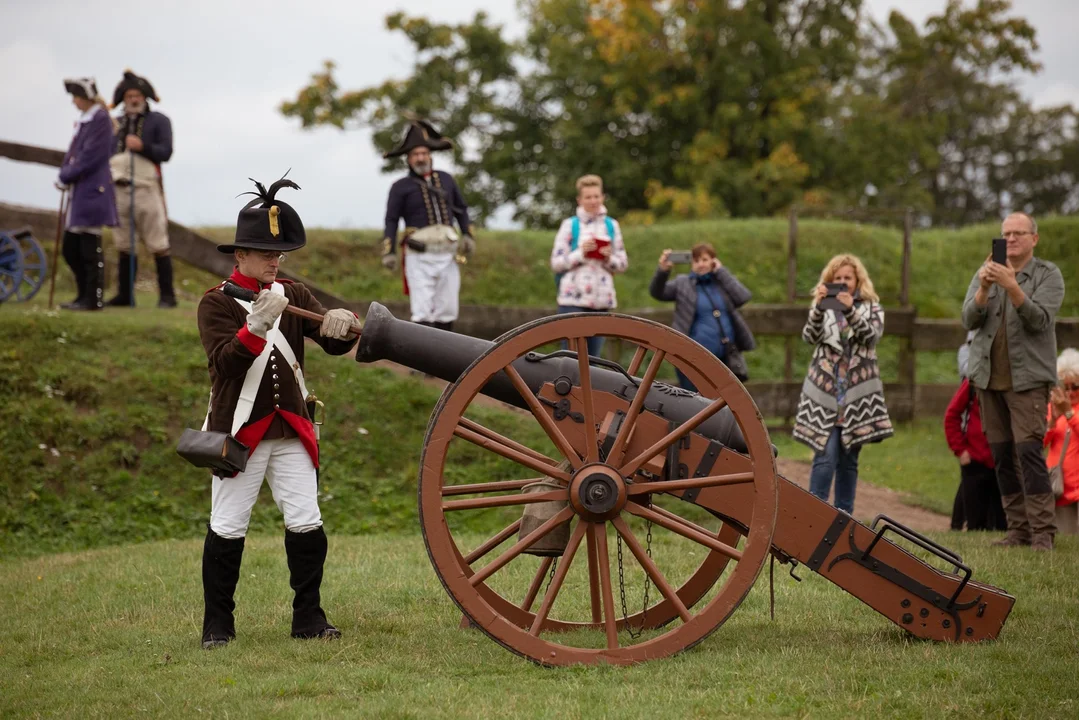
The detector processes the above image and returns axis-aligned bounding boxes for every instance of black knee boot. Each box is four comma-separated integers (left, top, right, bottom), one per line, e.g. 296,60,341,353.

60,231,85,309
74,233,104,311
107,252,136,307
155,254,177,308
285,527,341,639
202,527,245,649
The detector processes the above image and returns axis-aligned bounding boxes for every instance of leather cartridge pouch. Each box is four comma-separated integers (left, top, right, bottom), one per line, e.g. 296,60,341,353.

405,224,459,254
176,429,249,475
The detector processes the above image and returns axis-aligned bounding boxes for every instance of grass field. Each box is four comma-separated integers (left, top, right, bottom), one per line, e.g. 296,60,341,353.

1,532,1076,718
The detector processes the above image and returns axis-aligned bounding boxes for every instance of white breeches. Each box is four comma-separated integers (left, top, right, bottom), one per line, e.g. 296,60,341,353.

210,438,322,539
405,251,460,323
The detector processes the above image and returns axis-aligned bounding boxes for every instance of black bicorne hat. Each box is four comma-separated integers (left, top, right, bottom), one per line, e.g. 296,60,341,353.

217,175,306,254
112,70,159,108
64,77,98,101
383,119,454,158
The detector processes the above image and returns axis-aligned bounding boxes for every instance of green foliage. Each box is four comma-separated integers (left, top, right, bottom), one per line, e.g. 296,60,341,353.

281,0,1077,227
2,532,1078,717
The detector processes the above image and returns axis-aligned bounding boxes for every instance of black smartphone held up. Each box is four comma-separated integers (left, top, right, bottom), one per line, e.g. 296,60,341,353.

819,282,849,312
667,251,693,265
991,237,1007,266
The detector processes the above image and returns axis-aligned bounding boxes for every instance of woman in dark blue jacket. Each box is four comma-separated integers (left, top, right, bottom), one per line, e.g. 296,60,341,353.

57,77,118,310
650,243,756,388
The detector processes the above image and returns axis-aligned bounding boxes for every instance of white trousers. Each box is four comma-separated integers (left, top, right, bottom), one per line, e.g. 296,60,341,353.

405,251,460,323
210,438,322,539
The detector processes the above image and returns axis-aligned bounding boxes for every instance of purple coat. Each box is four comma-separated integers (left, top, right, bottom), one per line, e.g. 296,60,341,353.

59,107,118,229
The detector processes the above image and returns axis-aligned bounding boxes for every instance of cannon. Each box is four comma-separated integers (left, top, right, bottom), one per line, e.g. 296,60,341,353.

351,304,1015,665
0,228,47,304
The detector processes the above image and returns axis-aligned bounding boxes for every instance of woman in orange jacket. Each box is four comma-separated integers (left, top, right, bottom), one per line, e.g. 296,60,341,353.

1045,348,1079,535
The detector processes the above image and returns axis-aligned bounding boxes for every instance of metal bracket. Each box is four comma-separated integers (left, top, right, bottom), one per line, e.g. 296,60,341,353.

806,512,850,572
682,439,723,503
538,395,584,423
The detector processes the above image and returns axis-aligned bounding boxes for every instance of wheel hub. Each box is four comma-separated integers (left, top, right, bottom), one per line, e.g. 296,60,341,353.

569,464,627,521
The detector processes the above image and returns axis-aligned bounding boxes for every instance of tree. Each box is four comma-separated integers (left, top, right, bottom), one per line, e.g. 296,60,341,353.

281,0,1076,228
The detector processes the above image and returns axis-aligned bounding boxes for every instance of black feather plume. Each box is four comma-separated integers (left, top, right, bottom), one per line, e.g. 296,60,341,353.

238,171,300,201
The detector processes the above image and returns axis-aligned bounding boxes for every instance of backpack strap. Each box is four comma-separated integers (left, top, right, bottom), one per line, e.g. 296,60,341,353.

570,216,580,252
604,216,615,240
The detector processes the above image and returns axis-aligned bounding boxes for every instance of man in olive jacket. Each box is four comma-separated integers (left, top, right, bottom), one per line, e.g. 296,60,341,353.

961,212,1065,551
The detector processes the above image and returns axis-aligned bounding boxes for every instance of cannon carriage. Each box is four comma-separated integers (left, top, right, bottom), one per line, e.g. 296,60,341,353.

0,227,47,303
351,303,1015,666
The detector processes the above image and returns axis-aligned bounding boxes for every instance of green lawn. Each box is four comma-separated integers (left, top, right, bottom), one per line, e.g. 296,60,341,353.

1,532,1076,718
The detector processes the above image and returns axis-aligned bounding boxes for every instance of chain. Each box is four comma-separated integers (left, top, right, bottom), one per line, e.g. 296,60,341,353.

616,518,654,640
545,557,558,597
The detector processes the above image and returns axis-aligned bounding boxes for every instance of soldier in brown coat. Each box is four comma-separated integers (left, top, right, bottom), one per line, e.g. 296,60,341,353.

196,176,358,649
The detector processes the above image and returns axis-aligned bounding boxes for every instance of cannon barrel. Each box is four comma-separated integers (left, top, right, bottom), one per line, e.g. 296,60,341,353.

356,302,750,453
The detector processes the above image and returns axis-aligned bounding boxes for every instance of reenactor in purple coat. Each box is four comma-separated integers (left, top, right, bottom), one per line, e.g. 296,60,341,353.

106,70,176,308
57,78,119,311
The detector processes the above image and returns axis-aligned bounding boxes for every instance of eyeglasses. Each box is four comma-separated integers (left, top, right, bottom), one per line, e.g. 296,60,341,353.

1001,231,1032,239
250,251,286,262
1064,383,1079,392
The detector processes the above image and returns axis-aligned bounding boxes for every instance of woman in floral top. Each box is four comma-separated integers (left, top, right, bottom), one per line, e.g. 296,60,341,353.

792,254,894,514
550,175,629,357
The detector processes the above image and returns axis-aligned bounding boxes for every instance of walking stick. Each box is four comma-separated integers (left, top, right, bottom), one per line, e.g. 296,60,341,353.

128,152,136,307
47,188,68,309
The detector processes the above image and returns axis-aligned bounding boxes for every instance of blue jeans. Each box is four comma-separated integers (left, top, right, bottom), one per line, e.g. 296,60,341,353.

809,427,861,514
558,305,605,358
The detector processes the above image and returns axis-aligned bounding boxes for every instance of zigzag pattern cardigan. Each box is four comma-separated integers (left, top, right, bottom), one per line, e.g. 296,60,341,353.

792,300,894,453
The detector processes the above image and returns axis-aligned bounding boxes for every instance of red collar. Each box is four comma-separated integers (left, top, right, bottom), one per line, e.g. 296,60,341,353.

228,267,270,292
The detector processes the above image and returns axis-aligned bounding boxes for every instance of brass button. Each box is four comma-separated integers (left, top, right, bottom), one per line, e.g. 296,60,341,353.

272,364,277,370
273,383,280,390
274,394,280,401
272,374,279,380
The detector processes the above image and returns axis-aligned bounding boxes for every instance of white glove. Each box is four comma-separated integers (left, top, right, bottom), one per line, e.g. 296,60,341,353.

246,289,289,339
381,252,398,271
320,308,356,340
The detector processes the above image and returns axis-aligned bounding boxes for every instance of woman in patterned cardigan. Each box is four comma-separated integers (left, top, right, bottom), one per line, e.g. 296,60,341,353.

793,254,894,514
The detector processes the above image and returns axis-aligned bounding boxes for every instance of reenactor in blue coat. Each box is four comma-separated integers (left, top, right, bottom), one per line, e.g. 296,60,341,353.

107,70,176,308
380,120,475,331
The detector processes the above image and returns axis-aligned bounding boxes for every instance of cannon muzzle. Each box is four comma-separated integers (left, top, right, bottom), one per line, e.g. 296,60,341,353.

356,302,750,452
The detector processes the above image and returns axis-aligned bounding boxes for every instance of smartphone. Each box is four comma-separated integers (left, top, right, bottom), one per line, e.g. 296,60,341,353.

584,237,610,260
667,251,692,265
819,283,849,311
991,237,1007,266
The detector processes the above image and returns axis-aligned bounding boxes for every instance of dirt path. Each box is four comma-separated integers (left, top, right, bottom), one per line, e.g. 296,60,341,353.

350,351,952,532
775,458,950,533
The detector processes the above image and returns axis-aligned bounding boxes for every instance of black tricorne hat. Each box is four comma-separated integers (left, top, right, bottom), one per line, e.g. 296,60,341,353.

64,77,98,101
383,119,453,159
112,70,159,108
217,175,306,254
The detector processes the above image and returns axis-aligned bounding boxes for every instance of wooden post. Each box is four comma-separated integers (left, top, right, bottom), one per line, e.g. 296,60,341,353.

783,208,798,426
900,208,913,307
897,308,917,422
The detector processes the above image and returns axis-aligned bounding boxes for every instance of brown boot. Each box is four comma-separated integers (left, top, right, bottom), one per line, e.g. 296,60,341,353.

991,531,1032,547
1031,533,1054,552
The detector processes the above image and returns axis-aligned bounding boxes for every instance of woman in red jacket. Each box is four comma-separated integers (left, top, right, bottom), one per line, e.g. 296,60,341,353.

1045,348,1079,535
944,377,1006,531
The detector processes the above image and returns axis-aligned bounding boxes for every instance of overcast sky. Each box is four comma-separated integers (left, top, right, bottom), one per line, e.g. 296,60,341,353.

1,0,1075,230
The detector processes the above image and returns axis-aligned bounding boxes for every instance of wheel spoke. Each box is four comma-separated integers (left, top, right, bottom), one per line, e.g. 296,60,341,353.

503,364,583,467
611,516,691,623
627,471,755,496
606,349,666,466
458,417,562,470
443,488,567,512
454,422,570,482
575,337,600,463
529,520,588,635
521,557,554,613
469,506,575,586
463,519,522,564
648,503,721,539
626,501,743,562
592,523,620,649
619,396,728,478
585,523,602,623
442,478,546,497
627,345,648,376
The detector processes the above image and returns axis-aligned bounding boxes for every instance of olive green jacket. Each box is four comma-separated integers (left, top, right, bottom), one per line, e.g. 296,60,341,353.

961,256,1064,392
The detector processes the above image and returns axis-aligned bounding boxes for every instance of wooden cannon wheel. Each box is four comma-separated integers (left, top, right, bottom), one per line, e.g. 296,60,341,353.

0,229,47,303
418,313,778,665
